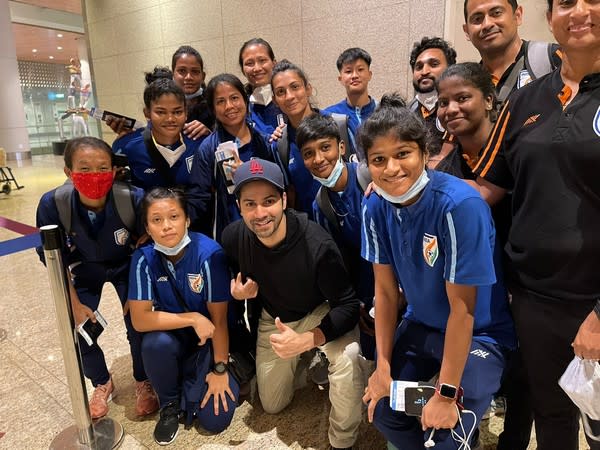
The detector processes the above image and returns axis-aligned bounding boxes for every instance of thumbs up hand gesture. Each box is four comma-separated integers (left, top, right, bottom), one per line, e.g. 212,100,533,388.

269,317,316,359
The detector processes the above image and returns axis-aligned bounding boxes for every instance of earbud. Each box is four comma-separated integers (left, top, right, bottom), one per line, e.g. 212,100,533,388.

424,429,436,448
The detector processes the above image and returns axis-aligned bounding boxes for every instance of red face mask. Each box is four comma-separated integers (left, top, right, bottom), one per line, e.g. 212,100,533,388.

70,172,114,200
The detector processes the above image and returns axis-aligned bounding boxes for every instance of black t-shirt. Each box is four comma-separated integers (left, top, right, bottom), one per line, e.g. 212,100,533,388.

221,209,359,342
475,70,600,301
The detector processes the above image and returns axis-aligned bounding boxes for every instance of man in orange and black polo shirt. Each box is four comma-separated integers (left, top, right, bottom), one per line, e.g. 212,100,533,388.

463,0,561,103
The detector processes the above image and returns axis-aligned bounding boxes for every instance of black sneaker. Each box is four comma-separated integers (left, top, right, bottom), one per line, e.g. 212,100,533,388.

154,401,180,445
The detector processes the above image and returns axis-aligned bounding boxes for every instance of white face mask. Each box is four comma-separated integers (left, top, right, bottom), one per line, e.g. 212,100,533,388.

374,169,429,205
415,90,439,112
154,230,191,256
185,87,204,101
311,144,345,189
249,85,273,106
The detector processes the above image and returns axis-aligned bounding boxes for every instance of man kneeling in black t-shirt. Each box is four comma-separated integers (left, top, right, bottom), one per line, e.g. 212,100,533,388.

221,158,363,450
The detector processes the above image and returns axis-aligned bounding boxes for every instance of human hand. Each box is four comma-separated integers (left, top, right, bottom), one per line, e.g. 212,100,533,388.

363,366,392,422
421,394,459,431
105,115,134,138
192,313,215,345
123,300,130,317
572,310,600,360
201,371,235,416
183,120,211,140
223,152,243,176
230,272,259,300
269,317,312,359
269,123,285,143
72,301,95,326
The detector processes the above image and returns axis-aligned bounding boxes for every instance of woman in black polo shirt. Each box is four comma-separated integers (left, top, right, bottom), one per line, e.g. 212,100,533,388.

473,1,600,448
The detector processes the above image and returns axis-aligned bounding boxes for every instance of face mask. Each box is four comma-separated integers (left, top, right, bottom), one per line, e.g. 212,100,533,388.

185,87,204,101
312,157,345,189
374,169,429,205
250,85,273,106
154,230,191,256
415,90,439,112
71,172,114,200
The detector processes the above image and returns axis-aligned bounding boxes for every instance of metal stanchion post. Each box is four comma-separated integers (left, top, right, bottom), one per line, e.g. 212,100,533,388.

41,225,124,449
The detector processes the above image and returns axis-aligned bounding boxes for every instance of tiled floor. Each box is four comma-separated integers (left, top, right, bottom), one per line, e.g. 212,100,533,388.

0,155,589,449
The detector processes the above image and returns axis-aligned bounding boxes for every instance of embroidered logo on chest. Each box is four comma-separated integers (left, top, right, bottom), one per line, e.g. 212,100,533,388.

113,228,129,246
188,273,204,294
593,106,600,138
186,155,194,173
423,233,439,267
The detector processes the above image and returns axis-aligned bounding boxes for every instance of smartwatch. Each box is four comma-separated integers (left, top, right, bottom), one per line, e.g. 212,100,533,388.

436,382,458,400
213,361,229,375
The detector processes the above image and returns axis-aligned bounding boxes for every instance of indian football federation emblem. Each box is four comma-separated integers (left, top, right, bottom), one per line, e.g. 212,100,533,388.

186,155,194,173
423,233,439,267
113,228,129,246
188,273,204,294
593,106,600,138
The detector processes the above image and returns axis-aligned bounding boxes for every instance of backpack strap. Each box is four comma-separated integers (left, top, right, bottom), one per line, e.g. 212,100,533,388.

54,180,75,234
497,55,526,103
524,41,554,80
315,186,340,233
355,161,371,192
408,97,420,112
111,181,136,232
330,113,354,159
276,126,290,167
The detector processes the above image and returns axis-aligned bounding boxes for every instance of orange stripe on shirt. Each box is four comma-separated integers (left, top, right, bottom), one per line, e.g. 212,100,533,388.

479,110,511,178
473,101,510,173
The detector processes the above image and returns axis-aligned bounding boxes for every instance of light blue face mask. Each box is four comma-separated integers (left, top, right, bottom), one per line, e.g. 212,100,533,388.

311,144,345,189
154,230,191,256
374,169,429,205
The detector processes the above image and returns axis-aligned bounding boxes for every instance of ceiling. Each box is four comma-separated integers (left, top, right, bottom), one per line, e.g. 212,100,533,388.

11,0,84,65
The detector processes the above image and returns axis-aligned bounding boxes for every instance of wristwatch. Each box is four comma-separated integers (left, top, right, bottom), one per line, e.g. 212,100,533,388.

213,361,229,375
436,382,459,400
594,299,600,320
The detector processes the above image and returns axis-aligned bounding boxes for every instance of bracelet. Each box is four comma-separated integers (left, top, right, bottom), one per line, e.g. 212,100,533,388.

594,299,600,320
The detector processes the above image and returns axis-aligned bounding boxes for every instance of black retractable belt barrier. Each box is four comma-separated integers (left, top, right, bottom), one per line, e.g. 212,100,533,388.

41,225,124,449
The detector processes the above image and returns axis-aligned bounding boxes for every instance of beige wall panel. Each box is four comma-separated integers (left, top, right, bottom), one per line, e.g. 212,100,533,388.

185,37,227,78
120,93,145,125
86,0,161,24
92,56,121,97
222,23,304,78
220,0,302,35
446,0,555,63
301,0,404,22
160,0,223,46
117,48,166,94
301,2,411,106
88,19,116,59
112,6,164,54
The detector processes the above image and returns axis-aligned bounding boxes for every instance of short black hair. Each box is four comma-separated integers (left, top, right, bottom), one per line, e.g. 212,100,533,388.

238,38,276,70
143,78,186,110
64,136,112,170
271,59,310,88
437,62,498,111
144,66,173,85
358,93,430,161
409,37,457,70
336,48,372,71
464,0,518,21
296,114,341,151
171,46,207,91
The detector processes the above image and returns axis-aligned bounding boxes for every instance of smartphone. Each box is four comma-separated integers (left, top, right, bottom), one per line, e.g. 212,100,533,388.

404,386,436,416
90,107,140,130
77,310,107,346
215,141,239,194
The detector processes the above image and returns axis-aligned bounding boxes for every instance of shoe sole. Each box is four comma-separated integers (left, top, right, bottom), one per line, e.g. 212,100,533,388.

154,427,179,446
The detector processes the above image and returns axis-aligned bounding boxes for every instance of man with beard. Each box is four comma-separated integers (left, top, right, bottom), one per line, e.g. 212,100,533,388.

463,0,561,103
408,37,457,156
221,158,363,450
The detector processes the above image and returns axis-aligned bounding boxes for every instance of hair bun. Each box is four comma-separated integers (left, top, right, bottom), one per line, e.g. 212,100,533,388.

379,92,407,109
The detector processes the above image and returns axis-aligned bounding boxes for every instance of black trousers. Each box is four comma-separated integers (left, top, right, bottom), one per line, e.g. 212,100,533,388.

510,284,600,450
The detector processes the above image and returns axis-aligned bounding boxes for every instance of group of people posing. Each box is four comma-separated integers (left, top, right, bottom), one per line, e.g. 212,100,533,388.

36,0,599,449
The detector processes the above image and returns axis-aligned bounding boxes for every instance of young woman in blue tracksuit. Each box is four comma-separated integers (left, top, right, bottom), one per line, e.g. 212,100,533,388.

359,95,515,449
270,59,356,217
111,76,212,232
296,114,376,360
238,38,282,135
128,187,238,446
36,136,157,421
188,73,282,242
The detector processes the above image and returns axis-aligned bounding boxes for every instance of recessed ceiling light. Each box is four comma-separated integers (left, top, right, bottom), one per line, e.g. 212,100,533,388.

57,46,63,50
57,33,63,38
32,49,37,53
49,56,54,60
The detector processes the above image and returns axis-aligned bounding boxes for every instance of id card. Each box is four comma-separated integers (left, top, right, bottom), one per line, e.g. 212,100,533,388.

390,380,419,412
215,141,239,194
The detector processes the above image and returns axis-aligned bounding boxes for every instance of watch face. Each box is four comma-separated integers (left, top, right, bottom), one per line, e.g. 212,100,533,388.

214,362,227,374
439,383,457,399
